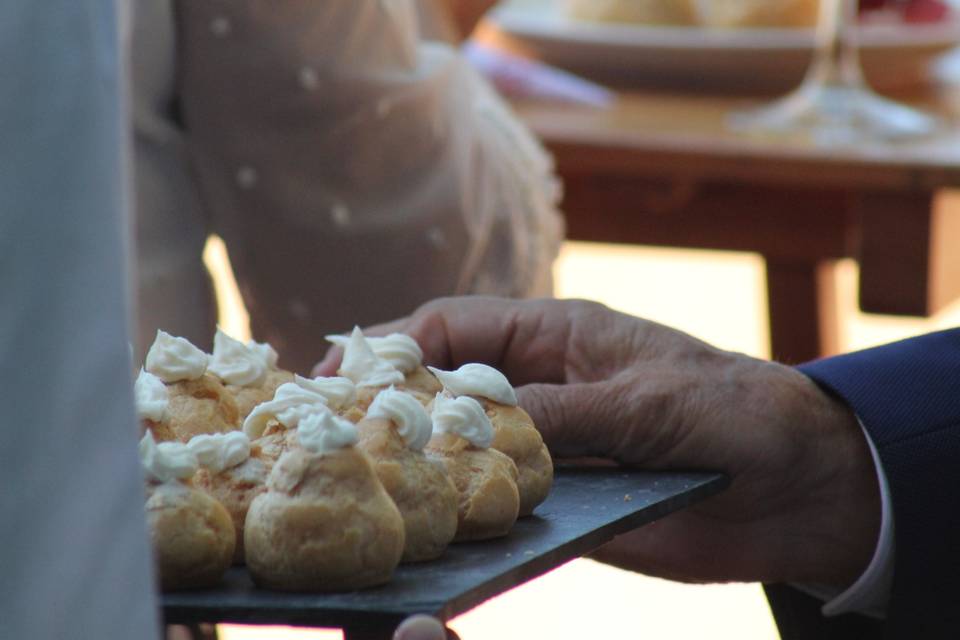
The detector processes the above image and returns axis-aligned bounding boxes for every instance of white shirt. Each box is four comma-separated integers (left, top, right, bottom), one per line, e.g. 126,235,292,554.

799,421,895,619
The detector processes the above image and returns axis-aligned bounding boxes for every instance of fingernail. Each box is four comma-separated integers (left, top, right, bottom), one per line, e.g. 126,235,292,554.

394,614,447,640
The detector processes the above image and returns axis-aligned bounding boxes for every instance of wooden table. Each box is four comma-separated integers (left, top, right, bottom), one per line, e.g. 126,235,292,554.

510,64,960,363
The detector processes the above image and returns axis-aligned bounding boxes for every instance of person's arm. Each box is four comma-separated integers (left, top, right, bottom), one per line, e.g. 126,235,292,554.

315,296,881,588
173,1,562,372
797,330,960,636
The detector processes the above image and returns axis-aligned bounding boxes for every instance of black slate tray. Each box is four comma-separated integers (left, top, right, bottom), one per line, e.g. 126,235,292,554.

163,467,727,639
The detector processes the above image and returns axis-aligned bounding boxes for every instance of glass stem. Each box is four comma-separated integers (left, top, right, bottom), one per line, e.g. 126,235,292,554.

804,0,865,90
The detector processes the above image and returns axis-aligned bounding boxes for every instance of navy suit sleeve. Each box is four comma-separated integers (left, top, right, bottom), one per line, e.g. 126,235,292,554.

795,329,960,637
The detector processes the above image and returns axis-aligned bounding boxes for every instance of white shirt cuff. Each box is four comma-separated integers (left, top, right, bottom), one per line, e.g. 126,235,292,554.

793,420,895,619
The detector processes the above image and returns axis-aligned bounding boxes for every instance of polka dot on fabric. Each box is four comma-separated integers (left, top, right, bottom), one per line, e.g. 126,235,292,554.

427,227,448,250
330,203,352,227
288,299,311,323
375,98,393,119
236,166,258,189
298,66,319,91
210,16,232,37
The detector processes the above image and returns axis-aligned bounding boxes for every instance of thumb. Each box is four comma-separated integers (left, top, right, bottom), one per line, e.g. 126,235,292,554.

518,381,626,461
310,345,343,378
393,615,460,640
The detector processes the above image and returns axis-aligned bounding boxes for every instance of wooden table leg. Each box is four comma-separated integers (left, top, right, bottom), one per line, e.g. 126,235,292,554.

765,258,839,365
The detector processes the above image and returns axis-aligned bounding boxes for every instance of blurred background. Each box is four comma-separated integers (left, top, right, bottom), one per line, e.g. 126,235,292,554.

175,0,960,637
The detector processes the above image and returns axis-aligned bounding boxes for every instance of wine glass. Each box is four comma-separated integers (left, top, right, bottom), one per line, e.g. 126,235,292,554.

728,0,941,144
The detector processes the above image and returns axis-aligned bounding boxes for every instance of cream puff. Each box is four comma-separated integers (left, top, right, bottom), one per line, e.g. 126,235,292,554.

140,432,235,591
430,364,553,517
188,431,268,564
327,328,441,411
426,393,520,541
142,330,240,442
241,381,334,467
244,408,405,591
357,387,458,562
292,374,362,422
207,329,295,420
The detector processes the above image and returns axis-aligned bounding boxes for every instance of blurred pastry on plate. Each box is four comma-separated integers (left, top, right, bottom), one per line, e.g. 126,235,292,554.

565,0,696,25
426,393,520,541
142,330,240,442
188,431,269,564
430,363,552,517
244,408,405,591
357,387,459,562
140,432,235,590
691,0,819,28
566,0,818,28
207,328,294,420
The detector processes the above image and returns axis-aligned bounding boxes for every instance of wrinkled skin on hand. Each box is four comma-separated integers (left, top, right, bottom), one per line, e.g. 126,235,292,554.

315,297,880,588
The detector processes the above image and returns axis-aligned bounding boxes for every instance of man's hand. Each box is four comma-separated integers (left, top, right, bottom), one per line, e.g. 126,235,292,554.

315,296,880,588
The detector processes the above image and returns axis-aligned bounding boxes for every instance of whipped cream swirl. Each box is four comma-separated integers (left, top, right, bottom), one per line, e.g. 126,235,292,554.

242,382,330,438
246,338,279,370
428,363,518,406
330,327,404,387
134,369,168,422
367,387,433,451
187,431,251,474
297,409,358,455
145,330,209,383
294,375,357,409
327,332,423,373
139,432,198,483
208,328,267,387
430,393,494,449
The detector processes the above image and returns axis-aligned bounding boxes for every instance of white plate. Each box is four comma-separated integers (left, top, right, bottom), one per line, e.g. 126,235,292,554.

486,0,960,91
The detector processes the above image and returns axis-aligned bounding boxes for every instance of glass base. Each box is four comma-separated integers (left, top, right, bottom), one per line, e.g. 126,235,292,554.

728,81,940,145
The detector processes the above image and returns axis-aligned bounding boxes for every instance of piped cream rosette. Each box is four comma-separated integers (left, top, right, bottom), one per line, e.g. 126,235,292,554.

140,432,235,590
207,329,295,420
135,368,168,424
242,375,361,463
356,387,459,562
429,364,553,517
142,330,239,442
244,405,405,591
425,393,520,541
188,431,268,564
326,328,442,413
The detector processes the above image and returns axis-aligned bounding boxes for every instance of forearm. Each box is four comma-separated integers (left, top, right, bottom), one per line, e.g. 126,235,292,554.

177,1,561,296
